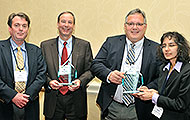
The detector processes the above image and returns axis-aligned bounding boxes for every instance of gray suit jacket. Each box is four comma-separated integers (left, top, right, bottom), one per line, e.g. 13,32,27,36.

41,36,94,118
0,38,46,120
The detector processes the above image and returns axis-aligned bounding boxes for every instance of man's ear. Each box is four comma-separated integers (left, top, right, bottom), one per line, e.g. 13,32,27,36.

8,26,12,34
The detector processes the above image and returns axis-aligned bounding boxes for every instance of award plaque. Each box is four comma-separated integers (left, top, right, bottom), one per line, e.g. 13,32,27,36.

58,60,77,86
122,67,144,94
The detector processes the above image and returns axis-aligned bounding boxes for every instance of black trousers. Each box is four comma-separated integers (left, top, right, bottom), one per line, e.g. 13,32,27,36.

46,92,87,120
13,104,25,120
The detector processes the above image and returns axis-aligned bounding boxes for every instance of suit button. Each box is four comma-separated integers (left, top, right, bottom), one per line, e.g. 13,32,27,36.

111,95,113,98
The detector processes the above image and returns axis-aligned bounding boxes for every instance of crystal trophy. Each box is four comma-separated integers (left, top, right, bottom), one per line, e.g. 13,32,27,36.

122,67,144,94
58,60,77,86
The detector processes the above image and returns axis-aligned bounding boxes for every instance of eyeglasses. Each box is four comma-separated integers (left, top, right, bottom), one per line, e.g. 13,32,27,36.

126,22,145,27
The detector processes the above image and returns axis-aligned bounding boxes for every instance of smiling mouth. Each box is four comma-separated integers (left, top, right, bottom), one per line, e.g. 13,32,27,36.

131,31,139,34
17,33,24,36
165,53,172,56
62,28,71,32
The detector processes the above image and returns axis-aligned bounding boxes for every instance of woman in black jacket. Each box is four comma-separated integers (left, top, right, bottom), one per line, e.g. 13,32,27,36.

135,31,190,120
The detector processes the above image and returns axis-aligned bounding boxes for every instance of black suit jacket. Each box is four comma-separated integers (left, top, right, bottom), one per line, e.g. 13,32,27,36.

148,62,190,120
40,36,94,118
90,34,160,120
0,38,46,120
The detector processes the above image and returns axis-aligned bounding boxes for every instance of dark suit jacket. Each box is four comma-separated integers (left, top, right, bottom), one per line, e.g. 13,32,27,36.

0,38,46,120
148,62,190,120
41,36,94,118
90,34,160,120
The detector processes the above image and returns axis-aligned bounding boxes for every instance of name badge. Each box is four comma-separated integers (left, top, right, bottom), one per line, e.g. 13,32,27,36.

58,65,71,76
151,105,164,119
14,71,27,82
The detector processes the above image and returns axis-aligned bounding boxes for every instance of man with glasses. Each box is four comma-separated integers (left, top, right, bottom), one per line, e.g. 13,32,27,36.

91,8,160,120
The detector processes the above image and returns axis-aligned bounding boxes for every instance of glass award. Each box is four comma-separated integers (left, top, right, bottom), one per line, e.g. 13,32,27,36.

122,67,144,94
58,60,77,86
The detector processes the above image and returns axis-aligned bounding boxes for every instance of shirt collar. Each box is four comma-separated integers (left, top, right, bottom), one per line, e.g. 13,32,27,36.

126,37,144,49
163,61,182,73
10,38,26,51
58,36,72,47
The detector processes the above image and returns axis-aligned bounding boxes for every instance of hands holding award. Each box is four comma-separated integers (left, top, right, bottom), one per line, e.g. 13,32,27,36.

132,86,158,101
122,66,144,94
49,60,80,92
49,79,80,91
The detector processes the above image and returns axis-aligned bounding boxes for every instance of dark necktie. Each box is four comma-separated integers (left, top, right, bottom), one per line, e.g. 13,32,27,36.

59,42,69,95
122,44,135,106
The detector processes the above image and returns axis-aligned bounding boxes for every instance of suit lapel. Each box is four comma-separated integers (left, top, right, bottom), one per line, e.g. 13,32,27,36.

166,70,179,87
158,69,168,94
1,39,14,78
117,36,126,70
51,38,59,74
141,38,150,75
159,68,179,95
71,36,78,69
26,43,34,85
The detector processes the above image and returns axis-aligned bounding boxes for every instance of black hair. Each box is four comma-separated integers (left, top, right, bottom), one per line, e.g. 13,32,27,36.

57,11,75,24
158,31,190,64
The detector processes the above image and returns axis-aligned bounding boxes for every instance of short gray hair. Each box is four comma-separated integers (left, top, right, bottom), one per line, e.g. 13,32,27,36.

125,8,147,24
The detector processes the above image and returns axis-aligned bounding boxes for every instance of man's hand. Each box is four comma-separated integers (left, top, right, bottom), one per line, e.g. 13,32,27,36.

49,80,62,90
68,79,81,91
108,70,125,84
12,93,30,108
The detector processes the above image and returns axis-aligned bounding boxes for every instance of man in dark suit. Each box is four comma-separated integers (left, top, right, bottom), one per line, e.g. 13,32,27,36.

41,11,94,120
90,8,160,120
0,12,46,120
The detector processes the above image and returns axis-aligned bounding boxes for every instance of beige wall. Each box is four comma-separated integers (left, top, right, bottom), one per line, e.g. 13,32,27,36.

1,1,190,120
1,0,190,56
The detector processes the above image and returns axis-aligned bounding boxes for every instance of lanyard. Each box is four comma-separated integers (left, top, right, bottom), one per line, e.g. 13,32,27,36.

57,40,75,65
125,41,143,65
10,45,26,71
57,41,77,82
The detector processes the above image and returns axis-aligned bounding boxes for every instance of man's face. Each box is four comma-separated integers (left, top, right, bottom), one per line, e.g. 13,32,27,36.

8,16,29,42
57,13,75,40
124,13,147,43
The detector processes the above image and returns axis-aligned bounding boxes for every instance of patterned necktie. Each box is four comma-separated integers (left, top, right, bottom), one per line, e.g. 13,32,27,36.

15,47,26,93
59,42,69,95
122,44,135,106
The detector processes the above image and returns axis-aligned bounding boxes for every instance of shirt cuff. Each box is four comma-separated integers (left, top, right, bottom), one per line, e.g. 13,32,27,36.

106,72,111,83
152,93,159,104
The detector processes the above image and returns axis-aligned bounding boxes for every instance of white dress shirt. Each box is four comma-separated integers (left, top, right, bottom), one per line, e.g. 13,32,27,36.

113,37,144,103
